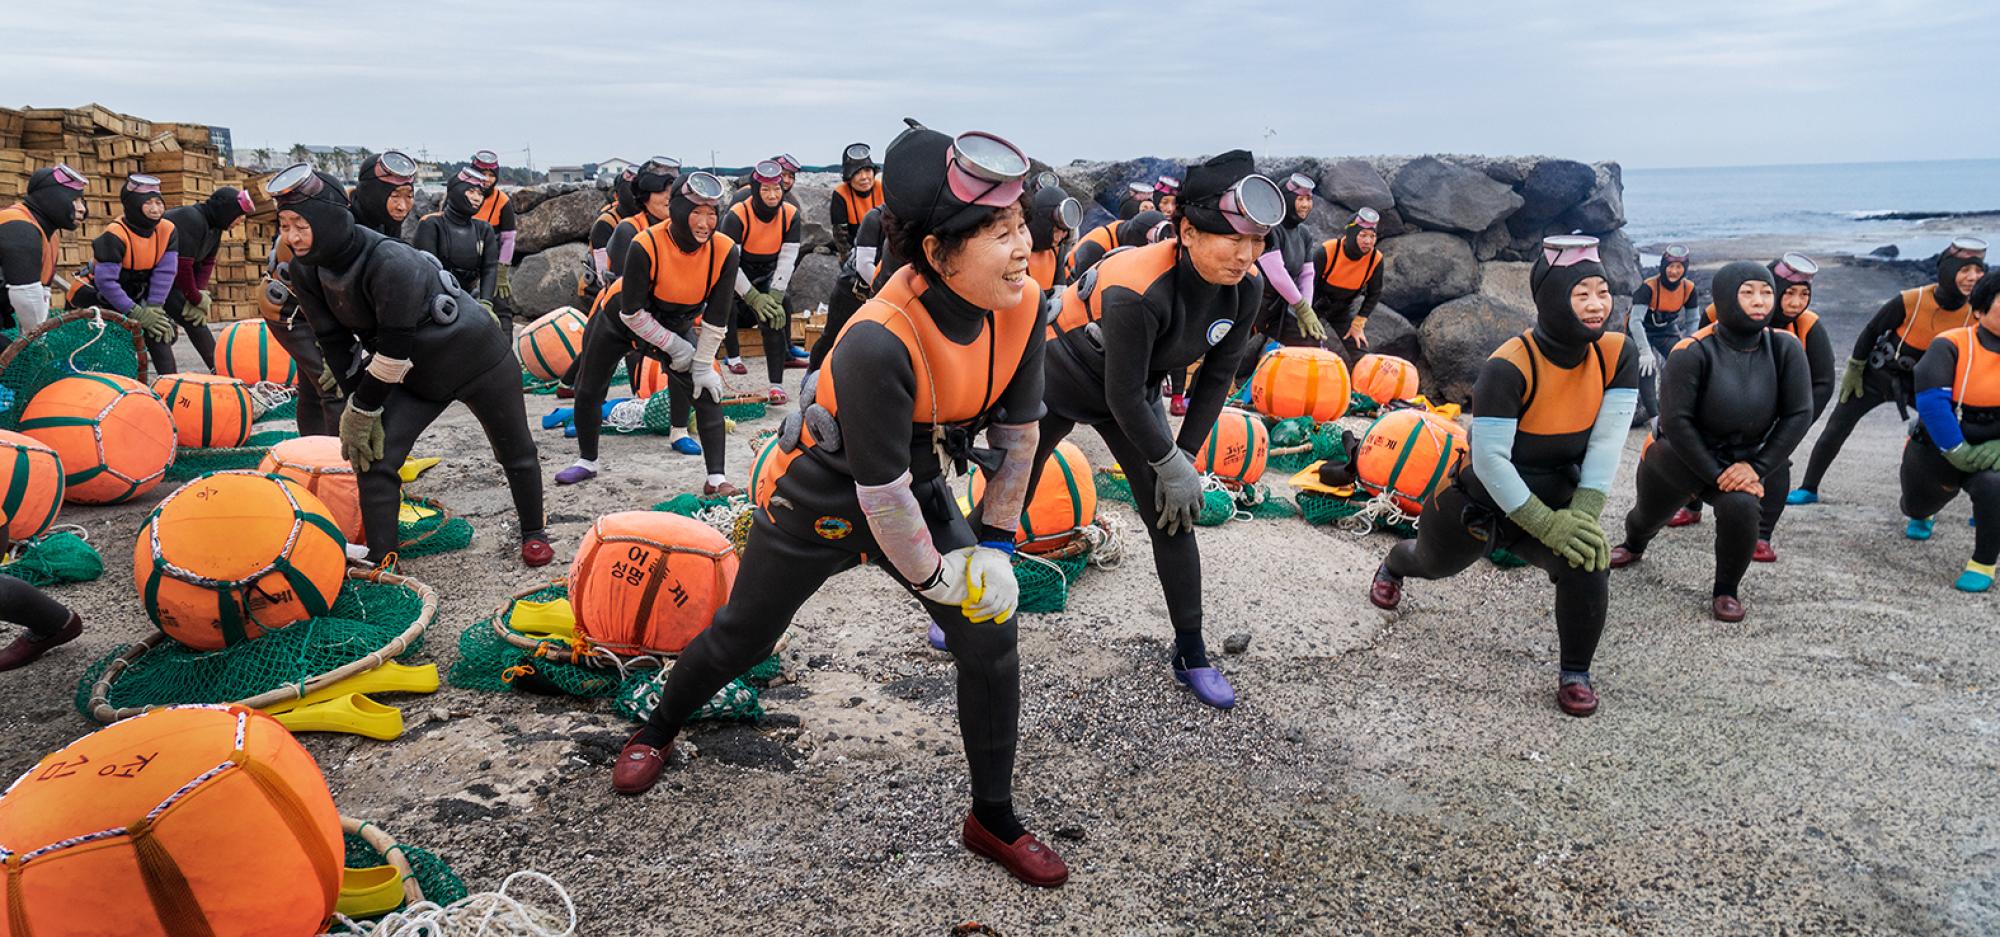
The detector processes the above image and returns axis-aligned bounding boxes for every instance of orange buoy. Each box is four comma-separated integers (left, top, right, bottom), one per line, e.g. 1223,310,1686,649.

257,435,362,541
215,320,297,386
633,355,668,399
1354,409,1469,515
151,373,256,449
0,705,343,937
19,372,176,505
747,435,798,511
518,306,588,382
1352,353,1421,404
0,428,64,542
569,511,738,656
1193,406,1270,487
133,471,348,650
970,439,1097,554
1250,346,1351,422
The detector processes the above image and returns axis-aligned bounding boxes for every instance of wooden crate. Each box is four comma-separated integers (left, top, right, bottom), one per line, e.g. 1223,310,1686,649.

143,150,214,174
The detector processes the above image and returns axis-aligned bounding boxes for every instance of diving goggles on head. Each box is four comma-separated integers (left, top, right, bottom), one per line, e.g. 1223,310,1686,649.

48,164,86,191
374,150,418,186
267,163,331,205
1204,173,1285,237
1542,234,1601,267
751,160,785,186
1947,237,1989,261
772,154,801,174
1351,207,1381,230
1662,244,1691,264
844,143,872,162
678,171,727,207
943,131,1030,208
1772,252,1818,284
453,167,492,187
1154,175,1181,196
1055,196,1082,231
471,149,500,171
1283,172,1317,195
125,174,162,195
1030,170,1060,193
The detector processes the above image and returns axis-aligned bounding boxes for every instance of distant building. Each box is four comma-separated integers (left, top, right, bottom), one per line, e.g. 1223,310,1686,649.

594,157,636,182
548,165,589,184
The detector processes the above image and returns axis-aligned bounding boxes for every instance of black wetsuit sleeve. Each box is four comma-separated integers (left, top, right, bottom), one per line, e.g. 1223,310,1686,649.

1094,284,1178,462
1913,334,1959,395
606,222,638,279
1176,284,1261,453
830,192,853,257
497,199,517,234
717,210,746,246
992,302,1047,425
782,210,801,245
1469,356,1528,421
588,217,615,253
1068,242,1106,282
702,246,741,328
91,230,124,264
291,271,359,396
622,240,656,319
1308,244,1328,290
1609,339,1641,390
1852,294,1906,360
349,256,432,412
1658,344,1723,480
1802,324,1836,416
1630,282,1652,306
829,323,918,486
1356,259,1385,319
0,221,42,286
1750,338,1815,476
478,223,499,299
412,217,440,262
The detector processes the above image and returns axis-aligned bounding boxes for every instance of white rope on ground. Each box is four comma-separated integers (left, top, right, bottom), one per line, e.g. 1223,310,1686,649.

321,869,578,937
602,398,647,432
1336,491,1418,536
249,381,296,416
1080,516,1124,570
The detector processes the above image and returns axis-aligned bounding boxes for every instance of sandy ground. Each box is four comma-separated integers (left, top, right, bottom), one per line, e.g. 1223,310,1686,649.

4,261,1997,934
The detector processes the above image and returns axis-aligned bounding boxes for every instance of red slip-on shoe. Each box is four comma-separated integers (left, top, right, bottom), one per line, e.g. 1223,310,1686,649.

612,733,673,795
1752,540,1777,563
1711,595,1746,623
962,813,1069,888
1557,680,1598,717
1369,563,1402,610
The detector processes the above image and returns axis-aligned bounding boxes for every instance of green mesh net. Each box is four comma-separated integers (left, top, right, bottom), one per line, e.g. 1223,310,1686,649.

0,531,104,587
256,397,296,424
163,428,302,481
524,361,623,396
451,584,775,722
1015,548,1091,614
73,578,429,719
341,827,469,912
1,314,146,431
396,496,473,559
722,398,767,421
1488,547,1529,568
1348,390,1381,417
651,493,736,517
1296,489,1418,538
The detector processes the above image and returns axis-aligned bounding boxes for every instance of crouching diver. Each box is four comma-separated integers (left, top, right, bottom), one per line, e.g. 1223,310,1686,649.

468,150,519,322
1791,238,1988,503
1030,150,1272,708
615,122,1070,888
160,185,254,369
413,167,500,302
555,171,740,494
1607,262,1813,622
0,554,82,673
1308,207,1387,364
1026,183,1081,296
93,174,183,372
1901,271,2000,589
0,164,87,340
720,160,803,400
270,164,551,568
1369,235,1638,717
352,150,418,238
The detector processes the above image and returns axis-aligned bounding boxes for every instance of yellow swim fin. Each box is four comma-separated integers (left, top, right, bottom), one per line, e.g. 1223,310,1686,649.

270,693,405,741
509,597,578,641
397,457,442,482
336,865,407,918
1288,461,1356,497
397,500,439,524
262,662,440,715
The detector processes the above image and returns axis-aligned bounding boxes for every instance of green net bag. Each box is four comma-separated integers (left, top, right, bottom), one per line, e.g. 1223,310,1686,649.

396,495,474,559
0,531,104,587
340,817,470,915
256,396,297,424
75,571,435,722
1488,547,1530,568
1094,469,1136,507
1,311,147,431
1015,548,1092,614
612,653,783,724
164,427,303,481
1348,390,1381,418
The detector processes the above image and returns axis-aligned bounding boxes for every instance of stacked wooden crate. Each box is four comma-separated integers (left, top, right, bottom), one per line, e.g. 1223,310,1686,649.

0,103,274,322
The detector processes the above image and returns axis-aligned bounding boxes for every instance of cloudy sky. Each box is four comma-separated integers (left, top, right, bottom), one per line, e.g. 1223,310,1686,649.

8,0,1994,172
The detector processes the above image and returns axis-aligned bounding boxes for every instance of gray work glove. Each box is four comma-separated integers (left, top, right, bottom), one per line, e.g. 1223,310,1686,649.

1149,448,1203,536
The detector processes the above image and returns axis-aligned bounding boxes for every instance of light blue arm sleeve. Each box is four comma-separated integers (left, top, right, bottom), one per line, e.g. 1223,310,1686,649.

1579,388,1639,492
1470,416,1533,513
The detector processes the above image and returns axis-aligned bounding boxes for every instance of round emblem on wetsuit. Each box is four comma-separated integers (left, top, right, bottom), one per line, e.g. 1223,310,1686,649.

813,516,853,540
1206,320,1234,346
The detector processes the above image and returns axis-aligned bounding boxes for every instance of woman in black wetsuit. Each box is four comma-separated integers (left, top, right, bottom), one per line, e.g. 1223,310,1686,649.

1902,271,2000,591
413,167,499,302
1607,262,1814,623
612,121,1069,888
1029,149,1276,709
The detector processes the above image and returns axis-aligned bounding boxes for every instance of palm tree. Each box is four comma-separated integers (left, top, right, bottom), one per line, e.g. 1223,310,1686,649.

251,147,273,170
328,149,354,182
288,143,310,167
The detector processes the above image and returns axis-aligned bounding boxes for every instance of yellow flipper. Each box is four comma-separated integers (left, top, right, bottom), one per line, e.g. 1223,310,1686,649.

337,865,407,918
397,500,439,524
270,694,405,741
1287,462,1356,497
261,662,440,715
509,597,577,640
397,457,442,482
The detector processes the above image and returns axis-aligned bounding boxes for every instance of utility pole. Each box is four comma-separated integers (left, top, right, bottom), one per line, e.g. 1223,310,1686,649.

524,143,533,174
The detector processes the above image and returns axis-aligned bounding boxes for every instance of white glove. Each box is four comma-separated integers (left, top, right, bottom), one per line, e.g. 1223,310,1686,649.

916,546,976,606
690,321,728,401
962,545,1019,624
1637,346,1658,377
661,331,696,372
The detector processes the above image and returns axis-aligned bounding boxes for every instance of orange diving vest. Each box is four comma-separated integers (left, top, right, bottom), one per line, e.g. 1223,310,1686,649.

0,204,58,286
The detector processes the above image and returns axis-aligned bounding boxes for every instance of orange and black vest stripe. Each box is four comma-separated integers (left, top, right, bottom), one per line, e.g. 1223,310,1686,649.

1318,240,1382,292
0,204,57,286
633,225,735,307
1046,241,1178,340
833,182,884,226
106,218,177,273
1895,285,1974,353
473,187,510,228
1492,330,1630,437
1028,249,1059,293
820,266,1040,429
727,201,798,258
1644,276,1694,314
1938,326,2000,408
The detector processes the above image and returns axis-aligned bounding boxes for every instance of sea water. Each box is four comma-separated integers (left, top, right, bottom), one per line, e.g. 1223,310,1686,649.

1622,158,2000,258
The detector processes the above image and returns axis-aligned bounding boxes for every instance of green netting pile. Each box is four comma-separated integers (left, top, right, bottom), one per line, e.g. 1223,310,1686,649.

163,427,302,481
1488,547,1529,568
341,827,469,913
0,531,104,587
523,361,625,396
256,396,296,424
450,584,773,722
1096,469,1291,528
651,493,737,517
633,391,765,433
1267,417,1352,476
1015,548,1092,614
1296,489,1418,537
1,314,145,431
397,496,474,559
72,577,428,719
1347,390,1381,418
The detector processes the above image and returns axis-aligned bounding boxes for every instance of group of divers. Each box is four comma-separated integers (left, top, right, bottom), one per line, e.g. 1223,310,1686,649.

0,120,1995,888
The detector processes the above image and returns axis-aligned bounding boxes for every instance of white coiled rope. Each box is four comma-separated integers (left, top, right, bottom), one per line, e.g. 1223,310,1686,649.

249,380,297,417
1336,491,1419,536
602,398,649,433
321,870,578,937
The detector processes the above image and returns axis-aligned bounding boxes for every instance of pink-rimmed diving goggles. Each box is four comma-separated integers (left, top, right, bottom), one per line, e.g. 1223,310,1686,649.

48,164,86,191
1542,234,1601,268
125,174,162,195
1947,237,1989,261
1206,173,1285,237
1154,175,1181,197
373,150,418,186
1350,207,1380,230
1772,252,1818,284
471,149,500,172
942,131,1030,209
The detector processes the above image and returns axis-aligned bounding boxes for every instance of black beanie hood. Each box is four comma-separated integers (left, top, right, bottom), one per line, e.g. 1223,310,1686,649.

1028,186,1070,253
350,155,409,235
1529,240,1611,349
120,183,164,234
882,118,1022,238
1181,149,1261,237
1711,260,1776,342
24,168,84,232
613,172,639,217
666,182,710,253
445,172,483,219
282,170,358,267
840,144,876,182
1937,250,1988,309
203,186,251,230
1768,256,1814,327
1118,210,1167,247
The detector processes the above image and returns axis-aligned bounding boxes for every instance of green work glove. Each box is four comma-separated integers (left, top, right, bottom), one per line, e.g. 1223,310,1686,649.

315,363,342,398
750,290,786,330
769,287,787,310
194,289,214,321
495,265,513,301
478,299,501,328
1291,298,1326,341
1509,495,1609,572
1837,357,1867,404
128,304,174,341
1566,487,1608,521
339,402,386,473
1959,440,2000,473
